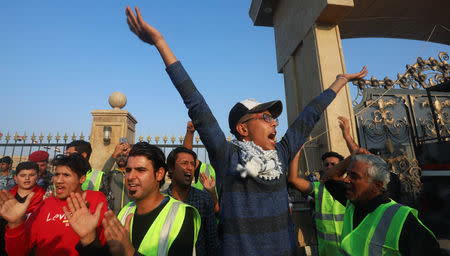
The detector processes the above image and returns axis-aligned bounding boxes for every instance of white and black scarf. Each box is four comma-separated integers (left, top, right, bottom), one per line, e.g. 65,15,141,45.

231,139,283,180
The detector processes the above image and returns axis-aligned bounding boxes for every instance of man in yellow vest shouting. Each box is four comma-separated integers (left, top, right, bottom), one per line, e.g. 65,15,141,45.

323,153,440,255
72,142,200,256
163,147,219,256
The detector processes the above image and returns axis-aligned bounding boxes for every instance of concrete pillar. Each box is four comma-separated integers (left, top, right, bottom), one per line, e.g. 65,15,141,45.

89,92,137,171
250,0,357,171
282,24,358,171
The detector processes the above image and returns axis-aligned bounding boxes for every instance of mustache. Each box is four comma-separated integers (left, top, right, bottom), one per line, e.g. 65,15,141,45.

116,156,128,162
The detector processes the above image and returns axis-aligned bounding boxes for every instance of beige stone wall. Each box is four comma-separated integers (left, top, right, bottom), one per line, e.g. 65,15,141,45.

89,109,137,171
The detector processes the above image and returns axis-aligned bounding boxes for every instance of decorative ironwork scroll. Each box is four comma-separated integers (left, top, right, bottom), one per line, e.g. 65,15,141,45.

353,52,449,91
351,52,450,208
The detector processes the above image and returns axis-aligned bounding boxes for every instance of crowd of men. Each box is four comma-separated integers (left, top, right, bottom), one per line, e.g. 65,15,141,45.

0,5,443,256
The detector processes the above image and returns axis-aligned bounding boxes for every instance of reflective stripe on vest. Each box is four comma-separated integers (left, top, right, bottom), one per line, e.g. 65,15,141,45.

315,213,345,221
119,202,136,224
340,199,434,256
314,182,346,255
368,204,402,255
205,165,211,177
317,229,339,242
82,169,103,191
158,202,181,256
117,197,201,255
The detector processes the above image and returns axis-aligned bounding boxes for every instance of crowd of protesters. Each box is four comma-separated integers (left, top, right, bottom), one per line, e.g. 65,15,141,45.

0,5,444,256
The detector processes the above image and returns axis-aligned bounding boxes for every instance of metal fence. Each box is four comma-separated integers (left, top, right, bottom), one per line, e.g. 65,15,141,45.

0,132,209,170
135,133,214,164
0,132,83,169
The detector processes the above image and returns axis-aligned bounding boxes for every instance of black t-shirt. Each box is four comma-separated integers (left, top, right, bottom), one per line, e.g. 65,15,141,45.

324,181,441,255
14,192,28,203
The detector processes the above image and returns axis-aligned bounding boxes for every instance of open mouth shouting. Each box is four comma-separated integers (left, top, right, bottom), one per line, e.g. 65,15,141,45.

184,172,192,183
268,132,277,146
55,185,65,195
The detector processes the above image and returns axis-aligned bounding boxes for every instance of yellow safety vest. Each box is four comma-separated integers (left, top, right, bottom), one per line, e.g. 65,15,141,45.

313,182,346,256
81,168,103,191
117,197,201,256
340,199,435,256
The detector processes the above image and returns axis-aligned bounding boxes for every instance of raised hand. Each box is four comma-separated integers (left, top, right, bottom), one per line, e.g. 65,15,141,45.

103,210,135,256
199,172,215,194
338,116,351,137
63,192,103,246
184,121,196,150
186,121,196,134
339,66,368,82
329,66,368,94
0,190,33,228
338,116,360,154
112,142,130,158
125,6,163,46
125,6,177,67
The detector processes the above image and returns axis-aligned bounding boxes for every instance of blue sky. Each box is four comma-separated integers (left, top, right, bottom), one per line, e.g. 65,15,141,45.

2,1,449,143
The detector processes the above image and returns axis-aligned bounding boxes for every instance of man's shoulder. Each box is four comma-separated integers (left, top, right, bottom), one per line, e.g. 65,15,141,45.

88,169,104,174
85,190,107,202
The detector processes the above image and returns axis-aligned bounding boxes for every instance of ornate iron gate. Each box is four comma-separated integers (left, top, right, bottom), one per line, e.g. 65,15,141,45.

352,52,450,207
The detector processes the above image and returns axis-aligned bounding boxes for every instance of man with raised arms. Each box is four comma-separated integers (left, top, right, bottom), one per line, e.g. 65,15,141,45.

125,6,367,256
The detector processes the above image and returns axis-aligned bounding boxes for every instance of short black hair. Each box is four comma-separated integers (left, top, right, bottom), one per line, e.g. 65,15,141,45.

15,162,39,175
129,142,167,187
167,147,197,171
67,140,92,160
52,153,91,178
0,156,12,165
321,151,344,162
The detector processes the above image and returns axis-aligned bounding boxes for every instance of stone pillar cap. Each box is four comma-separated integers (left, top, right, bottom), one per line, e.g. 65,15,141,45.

109,92,127,110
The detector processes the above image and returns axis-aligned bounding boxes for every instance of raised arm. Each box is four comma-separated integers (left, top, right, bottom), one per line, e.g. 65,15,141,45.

183,121,195,151
102,142,130,173
287,150,313,194
329,66,368,94
126,6,229,185
338,116,359,154
126,6,177,67
278,66,369,165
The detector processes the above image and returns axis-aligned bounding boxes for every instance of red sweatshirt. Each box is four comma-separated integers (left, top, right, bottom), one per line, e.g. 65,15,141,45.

9,185,46,214
5,190,107,256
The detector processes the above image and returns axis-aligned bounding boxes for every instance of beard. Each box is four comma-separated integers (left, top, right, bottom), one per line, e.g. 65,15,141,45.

116,156,128,168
